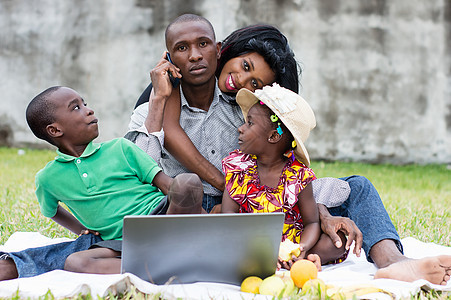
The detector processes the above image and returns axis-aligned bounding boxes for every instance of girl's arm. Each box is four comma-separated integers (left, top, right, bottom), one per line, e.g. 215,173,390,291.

162,96,226,191
51,205,97,236
297,183,321,257
220,190,239,213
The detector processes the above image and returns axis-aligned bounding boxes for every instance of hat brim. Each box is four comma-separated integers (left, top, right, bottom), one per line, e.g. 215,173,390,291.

236,88,311,167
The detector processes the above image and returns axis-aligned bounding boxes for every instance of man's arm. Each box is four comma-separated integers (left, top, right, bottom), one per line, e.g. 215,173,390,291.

318,204,362,256
125,52,180,163
163,99,225,191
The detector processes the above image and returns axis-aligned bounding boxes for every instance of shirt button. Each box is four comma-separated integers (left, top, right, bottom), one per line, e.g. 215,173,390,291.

76,159,81,164
82,173,88,178
211,150,215,154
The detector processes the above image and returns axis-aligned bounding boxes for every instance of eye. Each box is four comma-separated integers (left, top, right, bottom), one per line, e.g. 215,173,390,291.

251,79,258,89
199,41,207,47
73,105,80,110
177,45,187,51
243,60,250,71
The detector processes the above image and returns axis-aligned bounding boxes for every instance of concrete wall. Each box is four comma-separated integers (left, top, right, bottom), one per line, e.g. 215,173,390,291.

1,0,449,164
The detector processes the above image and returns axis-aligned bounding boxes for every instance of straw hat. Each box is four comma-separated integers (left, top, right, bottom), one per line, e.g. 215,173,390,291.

236,83,316,166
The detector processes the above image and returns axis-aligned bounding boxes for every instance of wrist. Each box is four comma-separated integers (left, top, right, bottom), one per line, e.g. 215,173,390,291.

318,204,331,221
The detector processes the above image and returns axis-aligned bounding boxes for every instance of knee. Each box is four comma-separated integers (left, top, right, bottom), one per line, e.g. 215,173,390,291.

64,252,90,273
170,173,203,198
345,175,372,190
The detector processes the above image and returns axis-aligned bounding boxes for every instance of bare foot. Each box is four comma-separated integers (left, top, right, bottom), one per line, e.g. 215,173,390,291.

307,253,322,272
0,258,18,281
374,255,451,285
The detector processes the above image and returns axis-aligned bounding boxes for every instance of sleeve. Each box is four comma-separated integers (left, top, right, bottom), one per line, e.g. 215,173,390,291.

124,103,165,166
120,138,163,185
35,171,59,218
221,150,253,174
312,177,351,208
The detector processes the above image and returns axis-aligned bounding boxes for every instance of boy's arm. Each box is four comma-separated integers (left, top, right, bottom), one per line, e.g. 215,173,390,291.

163,95,225,191
50,205,93,236
152,171,173,195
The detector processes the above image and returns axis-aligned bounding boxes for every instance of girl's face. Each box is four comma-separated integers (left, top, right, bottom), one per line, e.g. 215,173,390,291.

237,103,272,155
218,52,276,93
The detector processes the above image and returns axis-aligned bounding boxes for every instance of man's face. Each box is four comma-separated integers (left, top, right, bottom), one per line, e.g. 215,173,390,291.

48,87,99,145
166,20,220,87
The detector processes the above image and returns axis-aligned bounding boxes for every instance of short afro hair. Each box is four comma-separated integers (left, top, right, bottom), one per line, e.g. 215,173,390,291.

165,14,215,48
26,86,61,145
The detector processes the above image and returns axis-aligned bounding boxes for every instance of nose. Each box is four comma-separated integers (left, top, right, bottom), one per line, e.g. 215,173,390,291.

237,73,252,90
188,46,203,62
238,123,245,133
86,106,94,115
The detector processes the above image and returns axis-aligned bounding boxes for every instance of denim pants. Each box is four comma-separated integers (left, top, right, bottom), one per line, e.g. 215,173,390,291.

328,175,403,262
203,194,222,213
1,233,102,278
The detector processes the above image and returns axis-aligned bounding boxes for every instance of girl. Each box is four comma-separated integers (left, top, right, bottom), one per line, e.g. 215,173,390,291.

221,84,348,268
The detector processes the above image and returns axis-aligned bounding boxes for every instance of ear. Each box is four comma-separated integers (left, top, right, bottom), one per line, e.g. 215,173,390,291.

216,42,222,59
46,123,63,138
267,130,283,144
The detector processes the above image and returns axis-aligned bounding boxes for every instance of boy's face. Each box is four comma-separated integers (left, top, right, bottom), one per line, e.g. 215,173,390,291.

48,87,99,145
166,20,220,87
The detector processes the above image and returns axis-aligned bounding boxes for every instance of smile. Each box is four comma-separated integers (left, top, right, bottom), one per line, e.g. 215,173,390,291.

225,74,237,91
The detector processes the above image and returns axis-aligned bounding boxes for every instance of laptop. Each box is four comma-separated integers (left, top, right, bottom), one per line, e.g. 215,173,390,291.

121,213,284,285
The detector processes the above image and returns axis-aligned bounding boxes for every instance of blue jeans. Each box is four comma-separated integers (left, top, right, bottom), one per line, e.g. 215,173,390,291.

1,233,102,278
203,194,222,213
328,176,403,262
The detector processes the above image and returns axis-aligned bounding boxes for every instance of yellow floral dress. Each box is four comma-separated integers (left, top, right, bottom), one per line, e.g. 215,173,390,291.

222,150,316,243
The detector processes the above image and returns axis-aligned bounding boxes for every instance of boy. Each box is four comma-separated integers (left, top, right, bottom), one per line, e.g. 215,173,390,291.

0,86,203,278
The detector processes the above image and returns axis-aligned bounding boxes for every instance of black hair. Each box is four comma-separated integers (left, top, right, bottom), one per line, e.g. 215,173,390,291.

165,14,215,46
217,24,300,93
26,86,61,145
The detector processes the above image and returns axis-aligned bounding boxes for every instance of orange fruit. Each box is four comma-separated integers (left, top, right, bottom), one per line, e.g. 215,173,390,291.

290,259,318,288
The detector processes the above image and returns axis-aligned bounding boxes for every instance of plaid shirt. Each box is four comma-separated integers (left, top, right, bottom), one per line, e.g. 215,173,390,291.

125,83,244,196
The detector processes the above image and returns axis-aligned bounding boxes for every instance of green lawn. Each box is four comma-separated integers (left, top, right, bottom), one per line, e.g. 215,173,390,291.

0,147,450,299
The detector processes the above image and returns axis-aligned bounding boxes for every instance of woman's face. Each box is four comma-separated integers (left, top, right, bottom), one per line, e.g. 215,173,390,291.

217,52,276,93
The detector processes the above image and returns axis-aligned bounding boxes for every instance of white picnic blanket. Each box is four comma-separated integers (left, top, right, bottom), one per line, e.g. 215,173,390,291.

0,232,450,299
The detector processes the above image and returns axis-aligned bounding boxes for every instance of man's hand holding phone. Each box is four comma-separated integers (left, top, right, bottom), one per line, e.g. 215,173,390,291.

145,51,182,133
149,52,181,101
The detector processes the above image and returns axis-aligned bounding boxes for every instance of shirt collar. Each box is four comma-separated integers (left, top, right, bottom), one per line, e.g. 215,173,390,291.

55,141,101,162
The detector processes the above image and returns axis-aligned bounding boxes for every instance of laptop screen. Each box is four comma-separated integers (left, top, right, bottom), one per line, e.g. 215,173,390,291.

121,213,284,285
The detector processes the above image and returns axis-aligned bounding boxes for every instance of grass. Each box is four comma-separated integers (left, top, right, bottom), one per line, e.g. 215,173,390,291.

0,147,450,299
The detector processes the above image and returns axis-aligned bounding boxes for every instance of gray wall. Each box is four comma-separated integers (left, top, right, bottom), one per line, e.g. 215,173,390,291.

1,0,450,164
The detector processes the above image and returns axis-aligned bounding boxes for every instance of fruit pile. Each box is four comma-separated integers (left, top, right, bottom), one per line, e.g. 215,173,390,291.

240,258,392,299
240,259,323,298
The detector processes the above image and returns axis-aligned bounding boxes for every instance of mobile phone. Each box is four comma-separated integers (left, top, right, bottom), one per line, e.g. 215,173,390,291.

166,52,180,88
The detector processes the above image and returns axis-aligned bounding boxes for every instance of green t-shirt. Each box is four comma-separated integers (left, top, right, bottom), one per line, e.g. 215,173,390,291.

36,138,165,240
